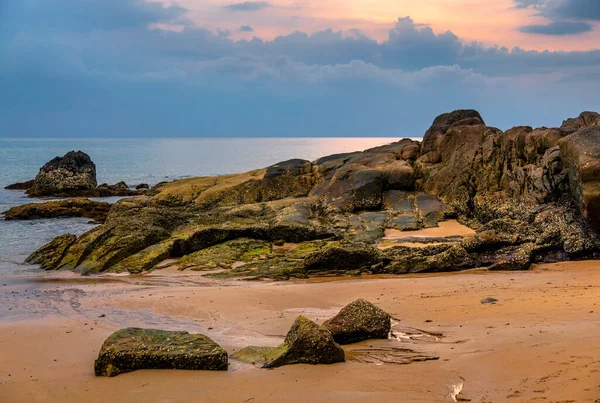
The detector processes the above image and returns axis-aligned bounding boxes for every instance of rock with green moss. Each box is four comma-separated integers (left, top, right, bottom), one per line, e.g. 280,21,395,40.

26,234,77,270
179,238,272,270
231,316,344,368
94,328,228,377
3,198,111,223
24,110,600,277
323,299,391,344
303,242,382,274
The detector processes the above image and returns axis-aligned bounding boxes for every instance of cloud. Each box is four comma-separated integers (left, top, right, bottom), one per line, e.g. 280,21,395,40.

240,25,255,32
0,0,189,35
515,0,599,36
1,1,599,137
520,20,593,34
224,2,272,12
514,0,545,8
551,0,600,21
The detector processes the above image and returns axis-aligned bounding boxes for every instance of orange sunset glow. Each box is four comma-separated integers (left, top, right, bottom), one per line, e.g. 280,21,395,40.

167,0,600,50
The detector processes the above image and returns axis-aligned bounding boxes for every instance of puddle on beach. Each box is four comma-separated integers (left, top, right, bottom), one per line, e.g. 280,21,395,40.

383,220,476,240
379,219,476,250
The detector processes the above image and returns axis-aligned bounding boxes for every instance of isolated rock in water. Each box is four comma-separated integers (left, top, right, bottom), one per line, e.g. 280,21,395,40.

560,127,600,230
4,179,35,190
26,234,77,270
94,328,228,377
323,299,391,344
29,151,97,197
561,111,600,132
3,198,111,223
231,316,345,368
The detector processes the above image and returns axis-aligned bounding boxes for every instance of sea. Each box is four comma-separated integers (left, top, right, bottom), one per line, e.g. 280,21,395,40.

0,137,413,277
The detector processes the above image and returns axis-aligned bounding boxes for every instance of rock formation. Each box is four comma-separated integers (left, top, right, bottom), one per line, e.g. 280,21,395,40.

26,234,77,270
231,316,345,368
29,151,97,197
323,299,391,344
4,150,144,198
94,328,228,377
24,110,600,277
3,198,111,223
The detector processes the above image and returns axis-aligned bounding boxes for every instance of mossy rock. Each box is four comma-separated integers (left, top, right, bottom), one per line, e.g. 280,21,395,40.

94,328,228,377
26,234,77,270
231,316,344,368
323,299,391,344
3,198,111,223
180,238,272,270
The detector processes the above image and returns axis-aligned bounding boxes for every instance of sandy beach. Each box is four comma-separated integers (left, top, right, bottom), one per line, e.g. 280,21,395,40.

1,260,600,403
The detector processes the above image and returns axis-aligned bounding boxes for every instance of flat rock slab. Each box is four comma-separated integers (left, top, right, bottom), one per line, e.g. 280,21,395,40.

94,328,228,377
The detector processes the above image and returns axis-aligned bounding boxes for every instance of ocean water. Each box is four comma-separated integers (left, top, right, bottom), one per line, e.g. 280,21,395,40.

0,137,413,276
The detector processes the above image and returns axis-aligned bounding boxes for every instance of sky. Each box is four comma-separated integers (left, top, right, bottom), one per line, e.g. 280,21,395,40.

0,0,599,137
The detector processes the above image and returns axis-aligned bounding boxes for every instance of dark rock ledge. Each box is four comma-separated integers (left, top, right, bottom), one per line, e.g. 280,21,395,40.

23,110,600,277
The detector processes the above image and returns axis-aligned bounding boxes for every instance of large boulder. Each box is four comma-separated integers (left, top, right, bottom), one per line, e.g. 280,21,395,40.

94,328,228,377
420,110,486,163
25,234,77,270
561,111,600,133
323,299,391,344
559,127,600,230
3,198,111,223
231,316,345,368
29,151,97,197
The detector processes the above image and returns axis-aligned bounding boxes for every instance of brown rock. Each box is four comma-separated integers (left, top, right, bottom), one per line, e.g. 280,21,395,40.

559,127,600,230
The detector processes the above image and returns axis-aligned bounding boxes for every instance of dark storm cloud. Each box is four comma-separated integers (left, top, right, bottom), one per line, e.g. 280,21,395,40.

520,20,594,34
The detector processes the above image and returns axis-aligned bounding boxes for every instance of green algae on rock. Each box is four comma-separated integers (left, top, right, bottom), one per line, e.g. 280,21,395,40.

3,198,111,223
26,234,77,270
323,299,391,345
231,316,345,368
94,328,228,377
25,110,600,278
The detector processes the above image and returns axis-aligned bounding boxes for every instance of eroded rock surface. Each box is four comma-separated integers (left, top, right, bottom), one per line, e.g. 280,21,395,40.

26,234,77,270
94,328,228,377
25,110,600,277
323,299,391,344
231,316,345,368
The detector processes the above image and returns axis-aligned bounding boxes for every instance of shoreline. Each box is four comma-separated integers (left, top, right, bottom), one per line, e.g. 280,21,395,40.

2,261,600,402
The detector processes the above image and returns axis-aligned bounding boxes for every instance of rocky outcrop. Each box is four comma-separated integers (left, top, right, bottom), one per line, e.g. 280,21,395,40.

561,111,600,133
560,127,600,230
4,179,35,190
28,151,97,197
231,316,345,368
419,109,485,164
26,234,77,270
3,198,111,223
323,299,391,344
94,328,228,377
5,151,144,198
25,110,600,278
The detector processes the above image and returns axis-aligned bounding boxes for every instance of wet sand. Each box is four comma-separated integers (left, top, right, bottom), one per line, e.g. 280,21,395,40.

2,261,600,402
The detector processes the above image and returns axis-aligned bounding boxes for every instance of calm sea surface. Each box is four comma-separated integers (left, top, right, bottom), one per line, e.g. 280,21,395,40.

0,138,415,276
